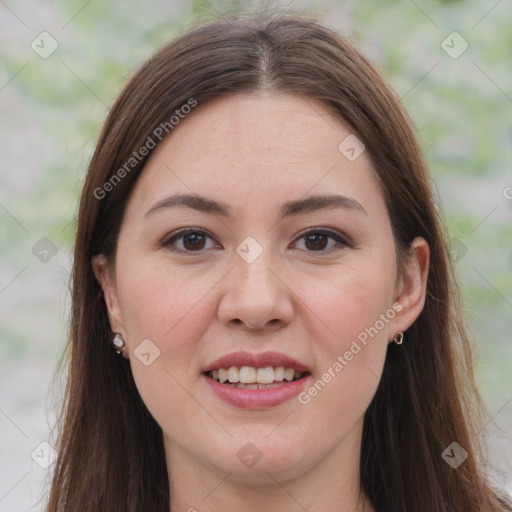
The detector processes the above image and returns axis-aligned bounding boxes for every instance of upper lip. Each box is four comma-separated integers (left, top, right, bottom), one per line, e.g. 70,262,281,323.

203,351,310,373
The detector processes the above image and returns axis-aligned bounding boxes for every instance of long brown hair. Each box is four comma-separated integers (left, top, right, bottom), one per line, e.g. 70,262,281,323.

46,12,512,512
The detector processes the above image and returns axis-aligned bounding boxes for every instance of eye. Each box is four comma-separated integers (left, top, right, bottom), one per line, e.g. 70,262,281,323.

293,228,348,252
161,227,349,254
161,228,218,253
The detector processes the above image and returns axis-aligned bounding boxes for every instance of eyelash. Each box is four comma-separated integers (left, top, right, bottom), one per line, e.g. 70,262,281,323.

160,227,350,254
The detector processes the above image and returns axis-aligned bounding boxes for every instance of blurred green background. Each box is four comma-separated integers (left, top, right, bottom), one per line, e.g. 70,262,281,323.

0,0,511,509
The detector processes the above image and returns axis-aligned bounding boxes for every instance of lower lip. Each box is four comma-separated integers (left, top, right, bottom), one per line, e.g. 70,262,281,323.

203,374,310,409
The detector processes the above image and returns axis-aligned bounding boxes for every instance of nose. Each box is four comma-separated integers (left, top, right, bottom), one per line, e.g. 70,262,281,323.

217,245,294,333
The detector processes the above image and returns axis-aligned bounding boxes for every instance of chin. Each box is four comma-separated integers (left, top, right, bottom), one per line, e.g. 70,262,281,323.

206,436,313,484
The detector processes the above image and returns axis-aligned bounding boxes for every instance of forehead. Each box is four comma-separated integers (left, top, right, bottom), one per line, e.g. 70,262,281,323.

125,92,383,219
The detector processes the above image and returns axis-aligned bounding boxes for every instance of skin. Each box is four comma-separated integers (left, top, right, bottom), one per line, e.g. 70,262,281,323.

93,92,429,512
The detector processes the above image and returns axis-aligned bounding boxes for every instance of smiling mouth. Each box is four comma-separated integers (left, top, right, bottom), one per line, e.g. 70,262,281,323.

204,365,310,389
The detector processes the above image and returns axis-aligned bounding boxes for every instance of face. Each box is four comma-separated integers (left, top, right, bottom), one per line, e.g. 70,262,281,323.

93,92,428,488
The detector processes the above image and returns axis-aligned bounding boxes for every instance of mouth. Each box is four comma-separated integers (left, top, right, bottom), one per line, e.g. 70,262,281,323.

202,351,312,407
204,365,310,389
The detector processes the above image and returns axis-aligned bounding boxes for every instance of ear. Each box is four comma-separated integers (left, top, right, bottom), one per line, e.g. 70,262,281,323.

389,236,430,341
92,255,128,357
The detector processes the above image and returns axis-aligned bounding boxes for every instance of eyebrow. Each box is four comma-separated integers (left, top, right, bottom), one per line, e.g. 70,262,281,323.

144,193,367,220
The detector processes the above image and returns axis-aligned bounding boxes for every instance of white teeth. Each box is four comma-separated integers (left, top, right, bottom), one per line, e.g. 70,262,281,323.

284,368,295,381
274,366,285,381
256,366,274,384
233,382,283,389
208,365,305,384
234,383,258,389
227,367,239,383
239,366,256,383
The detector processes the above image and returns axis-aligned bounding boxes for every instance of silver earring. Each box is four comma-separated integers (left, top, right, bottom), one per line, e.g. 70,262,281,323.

113,333,125,354
393,332,404,345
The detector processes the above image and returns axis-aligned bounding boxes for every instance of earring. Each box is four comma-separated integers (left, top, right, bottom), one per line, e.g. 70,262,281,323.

113,333,125,354
393,331,404,345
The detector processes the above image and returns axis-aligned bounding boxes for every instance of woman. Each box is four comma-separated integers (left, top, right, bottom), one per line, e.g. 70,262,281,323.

46,12,512,512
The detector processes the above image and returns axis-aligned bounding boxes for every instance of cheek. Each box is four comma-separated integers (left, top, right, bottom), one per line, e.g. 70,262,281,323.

303,257,397,349
115,260,218,416
296,351,384,457
117,259,219,345
295,259,394,423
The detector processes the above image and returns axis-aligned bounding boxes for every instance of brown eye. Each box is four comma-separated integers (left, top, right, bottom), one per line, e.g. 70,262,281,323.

304,233,329,251
182,233,207,251
162,228,217,253
162,228,348,254
295,229,348,252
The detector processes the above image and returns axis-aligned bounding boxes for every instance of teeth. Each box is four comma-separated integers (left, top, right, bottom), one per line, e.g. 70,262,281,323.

227,367,239,383
256,366,274,384
218,368,228,383
233,382,284,389
208,365,305,384
274,366,285,381
235,383,258,389
239,366,256,383
284,368,295,381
